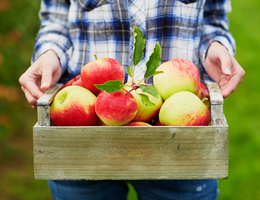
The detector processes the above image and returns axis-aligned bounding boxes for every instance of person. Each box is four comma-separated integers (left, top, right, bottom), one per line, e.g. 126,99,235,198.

19,0,245,199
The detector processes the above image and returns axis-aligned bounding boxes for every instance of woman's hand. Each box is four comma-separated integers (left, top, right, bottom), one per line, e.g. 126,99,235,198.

204,41,245,98
19,50,62,109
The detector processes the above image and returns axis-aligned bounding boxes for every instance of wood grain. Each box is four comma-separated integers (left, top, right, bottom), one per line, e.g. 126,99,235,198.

33,125,228,180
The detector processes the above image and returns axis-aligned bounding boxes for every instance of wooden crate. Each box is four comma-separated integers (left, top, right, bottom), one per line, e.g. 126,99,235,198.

33,77,228,180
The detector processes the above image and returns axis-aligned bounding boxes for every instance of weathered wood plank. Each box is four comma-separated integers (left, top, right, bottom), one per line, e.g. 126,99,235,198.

37,84,63,126
203,74,227,126
33,125,228,180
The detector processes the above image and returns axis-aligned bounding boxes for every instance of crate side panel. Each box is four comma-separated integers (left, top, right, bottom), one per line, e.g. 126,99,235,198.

33,126,228,180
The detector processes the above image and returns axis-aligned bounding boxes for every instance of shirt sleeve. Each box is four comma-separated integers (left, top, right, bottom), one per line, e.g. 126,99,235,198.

32,0,71,74
199,0,236,67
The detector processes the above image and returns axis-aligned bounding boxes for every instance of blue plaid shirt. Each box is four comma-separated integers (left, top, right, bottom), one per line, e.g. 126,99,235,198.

32,0,235,82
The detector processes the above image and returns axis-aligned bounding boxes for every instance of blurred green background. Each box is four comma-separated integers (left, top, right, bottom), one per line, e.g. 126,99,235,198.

0,0,259,199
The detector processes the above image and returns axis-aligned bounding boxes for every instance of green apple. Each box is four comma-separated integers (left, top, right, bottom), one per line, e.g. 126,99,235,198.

124,80,163,122
159,91,210,126
154,58,200,100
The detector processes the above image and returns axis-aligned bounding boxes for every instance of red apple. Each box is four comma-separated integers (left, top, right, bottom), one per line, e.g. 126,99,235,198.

95,89,138,126
81,58,125,96
197,82,208,99
124,80,163,122
50,86,99,126
154,120,163,126
60,75,85,90
159,91,210,126
153,59,200,100
126,122,152,126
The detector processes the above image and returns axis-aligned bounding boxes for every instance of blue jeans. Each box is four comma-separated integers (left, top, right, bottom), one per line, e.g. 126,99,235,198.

48,180,219,200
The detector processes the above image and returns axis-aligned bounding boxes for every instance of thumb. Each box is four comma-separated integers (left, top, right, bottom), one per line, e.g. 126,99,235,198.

220,51,232,76
41,67,53,90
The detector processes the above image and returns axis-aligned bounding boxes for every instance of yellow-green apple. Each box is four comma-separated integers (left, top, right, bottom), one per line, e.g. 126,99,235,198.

159,91,210,126
95,89,138,126
153,58,200,100
197,82,210,108
81,58,125,96
126,122,152,126
60,75,85,90
50,86,99,126
124,80,163,122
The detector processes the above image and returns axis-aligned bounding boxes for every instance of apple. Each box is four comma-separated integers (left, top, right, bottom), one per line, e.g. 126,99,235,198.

81,57,125,96
124,80,163,122
60,75,85,90
153,58,200,100
126,122,152,126
197,82,208,99
95,89,138,126
197,82,210,108
50,86,99,126
98,120,110,126
154,120,163,126
159,91,210,126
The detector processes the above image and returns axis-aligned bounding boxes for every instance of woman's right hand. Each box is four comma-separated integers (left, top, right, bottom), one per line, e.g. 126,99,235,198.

19,50,62,109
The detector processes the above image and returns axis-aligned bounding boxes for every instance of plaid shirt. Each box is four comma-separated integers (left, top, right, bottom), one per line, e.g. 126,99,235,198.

32,0,235,82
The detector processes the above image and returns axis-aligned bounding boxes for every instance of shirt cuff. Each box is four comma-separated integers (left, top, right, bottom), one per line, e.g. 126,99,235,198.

200,36,235,69
32,43,68,74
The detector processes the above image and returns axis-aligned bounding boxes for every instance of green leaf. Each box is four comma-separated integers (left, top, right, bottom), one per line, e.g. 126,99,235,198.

144,41,162,78
133,25,146,66
139,85,159,98
138,93,155,106
94,80,124,93
149,71,164,77
127,66,134,78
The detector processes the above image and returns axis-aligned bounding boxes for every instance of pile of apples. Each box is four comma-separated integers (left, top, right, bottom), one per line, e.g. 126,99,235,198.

50,57,210,127
50,25,210,127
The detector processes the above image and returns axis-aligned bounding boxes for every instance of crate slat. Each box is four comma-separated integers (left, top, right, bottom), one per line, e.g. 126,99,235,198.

33,126,228,180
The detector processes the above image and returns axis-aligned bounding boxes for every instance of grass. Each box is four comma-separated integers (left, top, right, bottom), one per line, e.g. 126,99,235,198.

217,1,260,199
0,0,260,200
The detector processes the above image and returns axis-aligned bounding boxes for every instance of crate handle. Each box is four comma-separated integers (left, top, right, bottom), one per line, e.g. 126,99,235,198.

203,74,227,126
37,84,63,126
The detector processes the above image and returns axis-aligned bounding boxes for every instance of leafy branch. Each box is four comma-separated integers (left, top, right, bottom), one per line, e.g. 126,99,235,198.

94,25,163,106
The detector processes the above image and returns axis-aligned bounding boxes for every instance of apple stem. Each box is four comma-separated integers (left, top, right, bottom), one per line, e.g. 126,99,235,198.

136,77,146,86
94,54,98,60
145,77,150,84
125,88,135,96
132,65,136,85
202,97,209,102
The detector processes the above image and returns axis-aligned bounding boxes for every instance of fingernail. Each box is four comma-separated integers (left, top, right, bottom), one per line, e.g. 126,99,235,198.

224,68,231,75
41,82,48,89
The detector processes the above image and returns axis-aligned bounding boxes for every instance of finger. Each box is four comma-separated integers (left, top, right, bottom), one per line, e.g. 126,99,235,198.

220,74,244,98
21,86,40,108
219,52,232,76
41,67,54,90
22,80,44,100
19,73,44,100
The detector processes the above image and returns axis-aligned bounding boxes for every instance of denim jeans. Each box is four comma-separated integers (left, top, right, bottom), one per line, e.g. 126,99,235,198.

48,179,219,200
